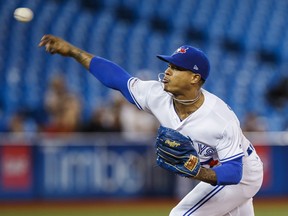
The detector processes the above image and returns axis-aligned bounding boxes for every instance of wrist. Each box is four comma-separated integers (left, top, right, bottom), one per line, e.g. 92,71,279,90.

69,46,80,57
194,167,217,185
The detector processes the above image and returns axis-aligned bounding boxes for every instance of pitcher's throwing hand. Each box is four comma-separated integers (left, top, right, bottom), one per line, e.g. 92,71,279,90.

39,34,74,56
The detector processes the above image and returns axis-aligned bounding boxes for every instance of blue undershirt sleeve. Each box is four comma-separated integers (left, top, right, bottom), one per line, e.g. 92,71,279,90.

89,56,135,104
213,156,243,185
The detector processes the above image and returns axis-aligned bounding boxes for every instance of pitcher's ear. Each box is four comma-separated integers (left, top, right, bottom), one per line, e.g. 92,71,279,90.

190,73,202,85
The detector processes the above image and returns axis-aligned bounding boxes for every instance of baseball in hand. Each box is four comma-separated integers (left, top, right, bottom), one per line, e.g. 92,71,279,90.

14,7,34,22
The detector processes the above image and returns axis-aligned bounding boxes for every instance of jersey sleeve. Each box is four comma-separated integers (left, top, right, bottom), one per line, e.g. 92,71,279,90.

127,78,159,112
216,122,245,163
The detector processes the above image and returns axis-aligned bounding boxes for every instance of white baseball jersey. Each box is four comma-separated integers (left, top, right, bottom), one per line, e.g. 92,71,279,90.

128,78,263,216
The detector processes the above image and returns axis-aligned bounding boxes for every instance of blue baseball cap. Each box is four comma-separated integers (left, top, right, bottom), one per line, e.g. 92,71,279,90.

157,45,210,80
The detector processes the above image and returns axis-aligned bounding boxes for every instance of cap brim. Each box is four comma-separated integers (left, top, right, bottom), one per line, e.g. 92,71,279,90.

157,55,188,71
157,55,174,63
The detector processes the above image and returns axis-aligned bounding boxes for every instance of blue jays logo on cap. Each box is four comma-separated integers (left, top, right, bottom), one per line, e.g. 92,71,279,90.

174,47,189,54
157,45,210,80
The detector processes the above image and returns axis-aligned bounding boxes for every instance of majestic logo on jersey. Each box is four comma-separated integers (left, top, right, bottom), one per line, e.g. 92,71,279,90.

165,140,181,148
174,47,188,54
197,143,215,157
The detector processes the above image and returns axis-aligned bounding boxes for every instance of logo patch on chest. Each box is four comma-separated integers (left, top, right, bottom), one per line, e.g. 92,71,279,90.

197,143,215,157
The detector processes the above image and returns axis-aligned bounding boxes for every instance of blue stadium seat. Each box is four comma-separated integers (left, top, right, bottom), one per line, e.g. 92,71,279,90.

1,0,288,131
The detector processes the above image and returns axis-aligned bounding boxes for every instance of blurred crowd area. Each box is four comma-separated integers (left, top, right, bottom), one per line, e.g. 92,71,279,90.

1,0,288,132
0,74,159,136
0,73,282,134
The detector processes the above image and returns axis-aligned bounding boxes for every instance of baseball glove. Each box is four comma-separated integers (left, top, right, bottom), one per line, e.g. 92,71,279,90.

155,126,200,177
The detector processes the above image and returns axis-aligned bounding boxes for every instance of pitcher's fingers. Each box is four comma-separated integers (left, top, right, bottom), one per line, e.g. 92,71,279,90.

39,35,54,46
39,38,51,47
45,43,53,52
38,40,46,47
41,34,53,41
50,49,56,54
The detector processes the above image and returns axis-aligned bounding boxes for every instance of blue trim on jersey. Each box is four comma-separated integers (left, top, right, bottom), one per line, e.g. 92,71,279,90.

220,152,244,163
127,78,143,110
184,185,225,216
213,156,243,185
89,57,135,104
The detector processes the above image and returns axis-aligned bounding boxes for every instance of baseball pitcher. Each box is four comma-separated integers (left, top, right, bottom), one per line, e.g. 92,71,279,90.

39,35,263,216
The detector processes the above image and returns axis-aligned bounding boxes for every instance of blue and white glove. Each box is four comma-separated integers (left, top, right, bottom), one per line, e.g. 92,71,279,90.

155,126,201,177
